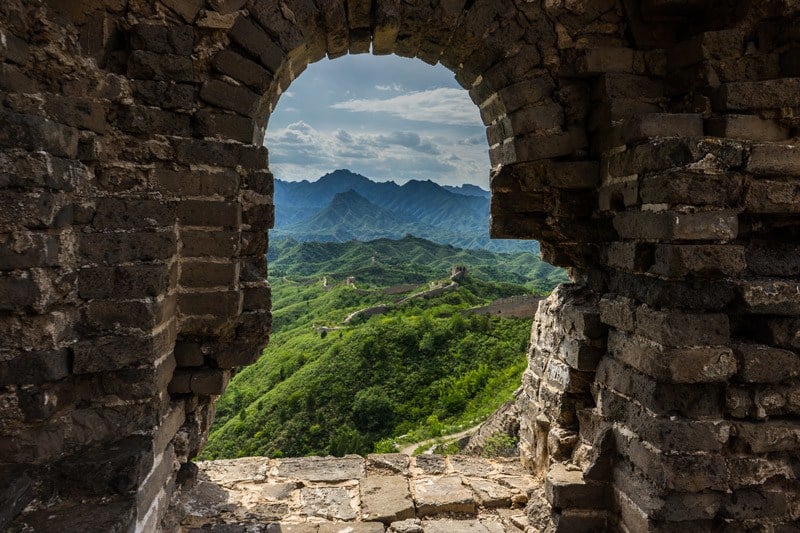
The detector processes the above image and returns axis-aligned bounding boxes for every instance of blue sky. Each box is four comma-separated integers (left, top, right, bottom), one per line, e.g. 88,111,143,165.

265,54,490,187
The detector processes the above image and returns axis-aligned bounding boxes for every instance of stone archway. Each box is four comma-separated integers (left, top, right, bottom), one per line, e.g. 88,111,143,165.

2,0,800,531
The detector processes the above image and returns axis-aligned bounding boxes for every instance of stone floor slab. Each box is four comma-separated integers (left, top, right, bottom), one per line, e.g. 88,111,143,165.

360,475,415,524
366,454,410,476
412,455,446,475
318,522,386,532
412,475,476,517
275,456,365,482
465,478,513,508
449,456,495,478
300,487,357,521
265,524,319,532
199,458,270,486
420,519,497,532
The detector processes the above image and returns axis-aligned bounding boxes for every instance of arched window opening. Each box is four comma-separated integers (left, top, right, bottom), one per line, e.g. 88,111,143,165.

200,54,568,461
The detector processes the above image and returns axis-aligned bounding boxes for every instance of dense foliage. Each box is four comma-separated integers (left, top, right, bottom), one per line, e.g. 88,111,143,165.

202,237,567,459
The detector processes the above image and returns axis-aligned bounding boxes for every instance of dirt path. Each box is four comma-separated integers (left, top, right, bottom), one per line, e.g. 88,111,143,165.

398,424,481,456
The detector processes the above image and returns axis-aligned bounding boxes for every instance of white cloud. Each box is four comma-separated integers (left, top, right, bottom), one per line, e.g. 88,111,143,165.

266,121,489,186
330,88,479,126
375,83,404,91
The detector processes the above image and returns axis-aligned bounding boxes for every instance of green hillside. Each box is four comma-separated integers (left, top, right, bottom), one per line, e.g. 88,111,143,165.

201,237,568,459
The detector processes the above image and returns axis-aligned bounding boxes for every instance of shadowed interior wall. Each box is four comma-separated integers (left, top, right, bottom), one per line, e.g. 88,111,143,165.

1,0,800,530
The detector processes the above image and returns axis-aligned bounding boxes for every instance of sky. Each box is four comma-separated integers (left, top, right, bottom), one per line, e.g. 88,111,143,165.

265,53,491,187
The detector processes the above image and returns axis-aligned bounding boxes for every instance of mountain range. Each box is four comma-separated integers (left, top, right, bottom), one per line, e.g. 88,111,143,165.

272,169,534,253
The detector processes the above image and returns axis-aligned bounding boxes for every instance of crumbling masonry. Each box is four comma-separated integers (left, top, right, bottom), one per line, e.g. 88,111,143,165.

1,0,800,530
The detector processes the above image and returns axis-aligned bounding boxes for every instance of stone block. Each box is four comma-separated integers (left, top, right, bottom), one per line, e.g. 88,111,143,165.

229,17,285,74
360,475,415,524
607,330,736,383
154,167,240,198
200,79,261,118
596,356,725,418
178,290,241,318
91,198,175,230
127,51,194,82
507,103,564,136
159,0,202,21
79,232,177,264
180,261,237,288
510,130,583,163
613,210,738,242
131,80,196,110
599,295,636,332
706,115,790,141
0,191,72,230
498,77,556,114
84,295,176,331
116,104,192,136
739,279,800,315
715,78,800,110
174,138,268,169
177,200,241,228
180,230,239,257
195,109,260,144
366,454,409,476
0,111,79,158
412,454,446,475
574,47,635,75
616,113,703,145
650,244,746,278
733,342,800,383
0,349,71,386
56,436,154,496
78,263,177,299
592,73,663,101
734,420,800,453
130,24,193,55
274,456,365,481
639,170,743,207
745,179,800,213
0,233,61,270
73,321,176,373
44,96,108,134
635,305,729,346
412,475,476,517
299,486,357,520
545,464,608,510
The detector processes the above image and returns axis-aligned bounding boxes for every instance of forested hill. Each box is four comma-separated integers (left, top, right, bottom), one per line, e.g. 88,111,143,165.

201,236,569,460
268,235,565,292
272,169,531,253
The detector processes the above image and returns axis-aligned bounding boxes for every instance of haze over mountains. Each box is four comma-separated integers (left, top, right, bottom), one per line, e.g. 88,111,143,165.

273,169,534,253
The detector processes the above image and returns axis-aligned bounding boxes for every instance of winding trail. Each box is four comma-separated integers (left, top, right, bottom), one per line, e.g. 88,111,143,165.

398,423,482,456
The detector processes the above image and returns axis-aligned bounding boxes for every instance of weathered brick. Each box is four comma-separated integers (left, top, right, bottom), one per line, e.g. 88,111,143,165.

173,138,268,169
180,230,239,257
92,198,176,230
44,96,109,134
639,170,743,207
229,17,285,74
0,349,71,386
0,111,79,158
180,261,237,288
177,200,241,228
177,290,242,318
734,420,800,453
79,232,177,264
84,296,176,331
650,244,746,278
200,80,260,118
607,330,736,383
130,24,193,55
127,51,194,82
195,110,259,144
0,233,61,270
732,342,800,383
635,305,730,346
706,115,790,142
545,463,608,510
131,81,196,110
0,192,72,229
153,167,240,198
78,263,177,299
613,210,738,242
161,0,203,22
716,78,800,110
738,279,800,315
116,105,192,136
73,320,177,373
